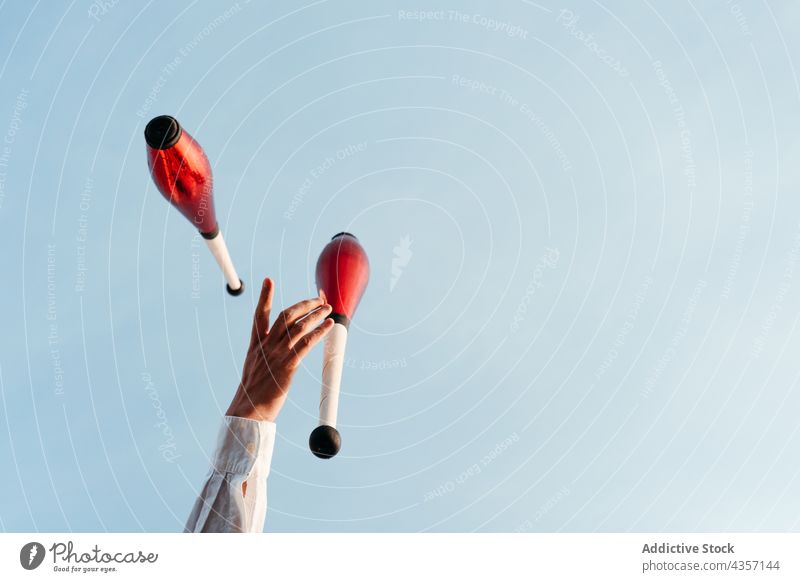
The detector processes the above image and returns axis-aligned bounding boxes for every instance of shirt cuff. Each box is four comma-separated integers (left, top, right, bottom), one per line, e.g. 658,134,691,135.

212,415,277,477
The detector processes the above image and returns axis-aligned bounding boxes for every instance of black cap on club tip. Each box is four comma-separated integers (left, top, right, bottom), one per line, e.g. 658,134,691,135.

309,425,341,459
331,232,356,240
145,115,182,150
226,279,245,297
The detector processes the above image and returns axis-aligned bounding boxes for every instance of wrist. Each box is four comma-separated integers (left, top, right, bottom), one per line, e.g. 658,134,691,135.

226,402,279,423
226,390,282,423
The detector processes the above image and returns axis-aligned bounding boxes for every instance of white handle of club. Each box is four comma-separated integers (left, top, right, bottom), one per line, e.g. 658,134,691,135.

204,230,241,291
318,322,348,428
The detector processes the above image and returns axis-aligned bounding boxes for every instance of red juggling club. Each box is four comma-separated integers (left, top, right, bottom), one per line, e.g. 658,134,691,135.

309,232,370,459
145,115,244,296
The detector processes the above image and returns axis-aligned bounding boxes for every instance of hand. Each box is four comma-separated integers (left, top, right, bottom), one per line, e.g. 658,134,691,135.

226,278,334,423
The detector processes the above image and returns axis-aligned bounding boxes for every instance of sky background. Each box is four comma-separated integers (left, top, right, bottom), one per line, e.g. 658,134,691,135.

1,0,799,532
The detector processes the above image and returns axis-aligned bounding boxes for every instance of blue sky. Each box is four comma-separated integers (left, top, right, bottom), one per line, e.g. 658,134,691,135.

1,0,800,532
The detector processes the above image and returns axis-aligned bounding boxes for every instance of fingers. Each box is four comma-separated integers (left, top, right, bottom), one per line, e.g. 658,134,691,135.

287,303,332,349
272,296,326,337
250,278,274,348
288,318,335,363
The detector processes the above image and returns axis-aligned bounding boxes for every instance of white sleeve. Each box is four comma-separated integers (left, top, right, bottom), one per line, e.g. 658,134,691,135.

184,415,276,533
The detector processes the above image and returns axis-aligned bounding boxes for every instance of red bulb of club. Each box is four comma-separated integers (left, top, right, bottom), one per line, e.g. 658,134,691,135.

145,115,218,236
316,232,370,323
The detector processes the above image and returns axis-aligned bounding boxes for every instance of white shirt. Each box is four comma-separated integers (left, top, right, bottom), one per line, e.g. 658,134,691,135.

184,416,276,533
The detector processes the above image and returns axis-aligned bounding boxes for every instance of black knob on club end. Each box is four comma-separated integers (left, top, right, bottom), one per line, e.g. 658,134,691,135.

309,425,341,459
226,279,245,296
145,115,182,150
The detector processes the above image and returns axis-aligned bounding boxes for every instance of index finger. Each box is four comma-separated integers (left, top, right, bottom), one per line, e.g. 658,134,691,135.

273,296,325,335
